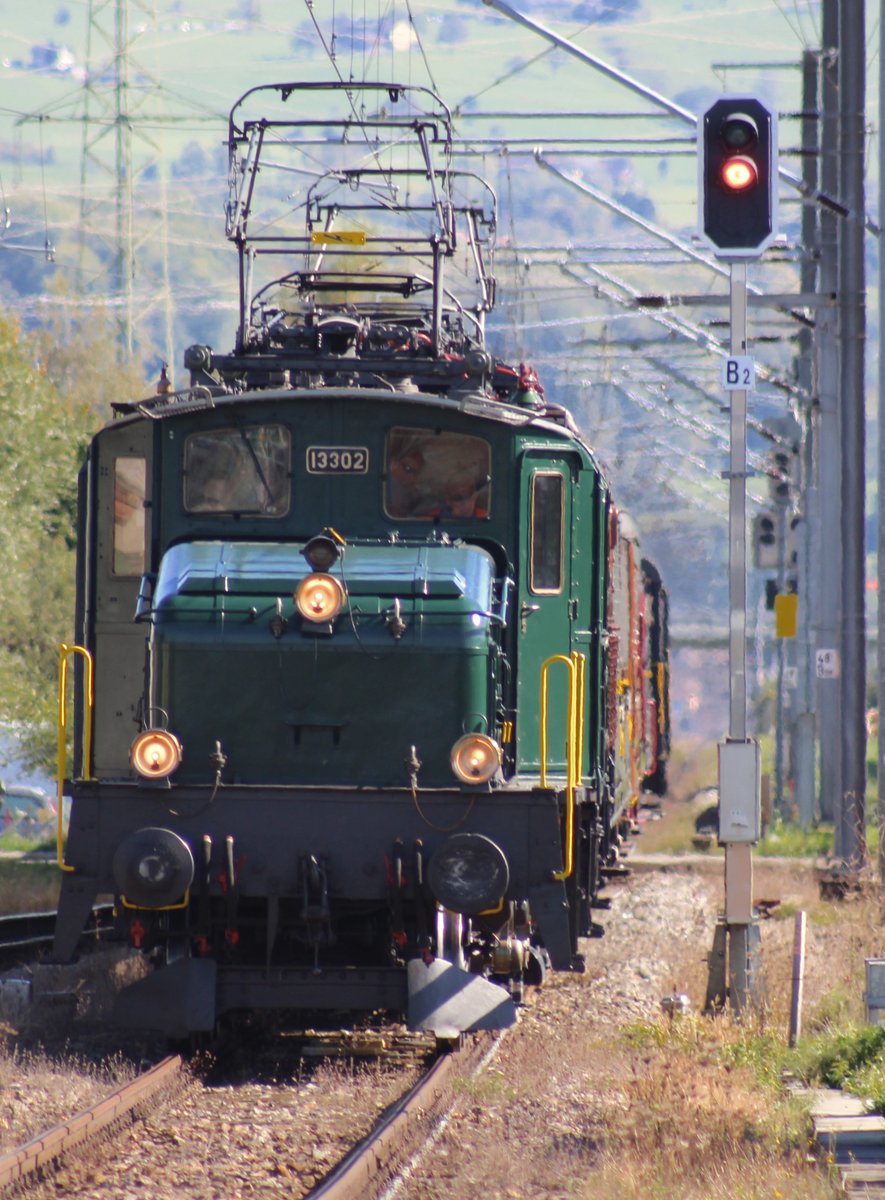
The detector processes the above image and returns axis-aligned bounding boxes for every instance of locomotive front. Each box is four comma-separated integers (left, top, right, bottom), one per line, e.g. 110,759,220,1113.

55,391,591,1036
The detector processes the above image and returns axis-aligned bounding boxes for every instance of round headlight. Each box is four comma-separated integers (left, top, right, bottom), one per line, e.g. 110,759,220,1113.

428,833,510,914
112,827,194,908
302,533,343,571
130,730,183,779
295,573,346,623
450,733,501,785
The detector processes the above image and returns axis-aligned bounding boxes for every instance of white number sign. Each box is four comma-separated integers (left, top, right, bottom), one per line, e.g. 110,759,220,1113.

722,356,755,391
816,649,840,679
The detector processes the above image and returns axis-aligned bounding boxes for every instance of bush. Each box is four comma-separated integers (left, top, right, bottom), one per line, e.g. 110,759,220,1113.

790,1025,885,1113
0,315,105,772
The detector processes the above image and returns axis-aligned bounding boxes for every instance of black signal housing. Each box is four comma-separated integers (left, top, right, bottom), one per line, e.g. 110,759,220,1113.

700,97,777,257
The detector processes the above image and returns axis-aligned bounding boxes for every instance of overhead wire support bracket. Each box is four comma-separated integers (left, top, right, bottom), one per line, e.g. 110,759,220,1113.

226,123,265,243
537,156,814,331
559,260,805,402
632,292,833,310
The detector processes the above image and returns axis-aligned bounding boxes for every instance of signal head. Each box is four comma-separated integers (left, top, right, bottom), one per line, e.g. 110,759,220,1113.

699,97,777,258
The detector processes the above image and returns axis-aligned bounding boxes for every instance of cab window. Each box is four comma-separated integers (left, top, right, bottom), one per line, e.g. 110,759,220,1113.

385,426,491,520
183,425,290,515
530,472,564,594
113,456,146,576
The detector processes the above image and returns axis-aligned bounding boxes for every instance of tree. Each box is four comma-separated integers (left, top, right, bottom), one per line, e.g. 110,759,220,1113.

30,287,147,419
0,314,108,773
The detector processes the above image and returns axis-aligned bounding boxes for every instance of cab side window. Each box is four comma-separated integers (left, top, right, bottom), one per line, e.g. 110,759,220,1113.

113,457,146,576
385,427,491,520
183,426,291,516
530,471,564,594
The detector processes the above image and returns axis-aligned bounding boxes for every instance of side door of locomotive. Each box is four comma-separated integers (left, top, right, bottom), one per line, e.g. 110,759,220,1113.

515,451,576,777
90,419,153,777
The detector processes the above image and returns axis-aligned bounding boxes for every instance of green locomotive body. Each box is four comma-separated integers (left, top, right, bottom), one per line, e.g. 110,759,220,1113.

52,82,668,1037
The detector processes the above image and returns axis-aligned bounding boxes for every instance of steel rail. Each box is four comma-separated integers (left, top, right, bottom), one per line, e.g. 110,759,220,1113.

0,1055,181,1191
0,904,114,965
308,1034,496,1200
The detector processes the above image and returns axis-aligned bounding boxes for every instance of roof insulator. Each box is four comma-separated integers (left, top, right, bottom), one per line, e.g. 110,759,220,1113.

514,362,545,410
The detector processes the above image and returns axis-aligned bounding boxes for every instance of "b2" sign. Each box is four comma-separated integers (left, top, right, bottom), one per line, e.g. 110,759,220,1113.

722,356,755,391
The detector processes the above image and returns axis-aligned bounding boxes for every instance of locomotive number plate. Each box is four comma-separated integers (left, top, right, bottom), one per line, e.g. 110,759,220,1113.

306,446,369,474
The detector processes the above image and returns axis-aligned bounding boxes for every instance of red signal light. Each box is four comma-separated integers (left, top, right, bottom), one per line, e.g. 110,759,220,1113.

721,156,758,191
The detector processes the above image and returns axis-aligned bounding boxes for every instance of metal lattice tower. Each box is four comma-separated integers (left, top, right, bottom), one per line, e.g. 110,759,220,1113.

19,0,219,368
76,0,162,361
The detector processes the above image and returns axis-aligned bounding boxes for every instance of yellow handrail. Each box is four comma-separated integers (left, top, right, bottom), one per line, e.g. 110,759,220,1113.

540,651,586,881
56,643,95,873
573,651,586,783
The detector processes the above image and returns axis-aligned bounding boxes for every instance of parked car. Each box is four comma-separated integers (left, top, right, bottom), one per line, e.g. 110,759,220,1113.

0,783,56,827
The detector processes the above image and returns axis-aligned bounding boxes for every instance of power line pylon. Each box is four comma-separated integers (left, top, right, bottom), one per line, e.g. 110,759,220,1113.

18,0,221,368
76,0,164,362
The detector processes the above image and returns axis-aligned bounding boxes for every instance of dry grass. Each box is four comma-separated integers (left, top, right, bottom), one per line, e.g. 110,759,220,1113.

405,879,859,1200
753,863,881,1034
613,944,845,1199
403,744,880,1200
638,737,720,856
578,1015,838,1200
0,1035,137,1151
638,792,721,856
588,762,881,1199
433,1003,843,1200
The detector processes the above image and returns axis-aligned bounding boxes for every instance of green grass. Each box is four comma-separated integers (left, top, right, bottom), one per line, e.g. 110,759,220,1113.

805,989,857,1033
757,819,833,858
790,1026,885,1115
0,832,54,853
642,803,883,861
624,1014,789,1093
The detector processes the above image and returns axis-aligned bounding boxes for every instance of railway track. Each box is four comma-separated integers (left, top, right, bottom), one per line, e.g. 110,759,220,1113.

0,1055,182,1192
0,906,114,967
307,1032,500,1200
0,1024,502,1199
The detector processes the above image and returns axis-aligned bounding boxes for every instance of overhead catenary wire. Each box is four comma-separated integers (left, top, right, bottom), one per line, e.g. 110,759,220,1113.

558,259,801,400
404,0,439,96
607,361,781,482
482,0,879,234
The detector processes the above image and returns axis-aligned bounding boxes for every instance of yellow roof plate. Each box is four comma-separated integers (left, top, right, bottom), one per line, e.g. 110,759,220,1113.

311,231,367,245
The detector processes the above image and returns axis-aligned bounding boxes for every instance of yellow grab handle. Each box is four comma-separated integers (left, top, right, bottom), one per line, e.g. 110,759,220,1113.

540,651,586,882
56,643,95,872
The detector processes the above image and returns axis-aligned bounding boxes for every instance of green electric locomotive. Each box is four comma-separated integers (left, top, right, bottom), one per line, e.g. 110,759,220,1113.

52,83,668,1037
